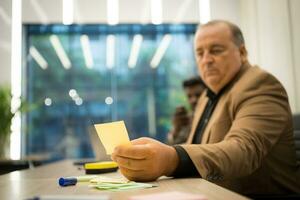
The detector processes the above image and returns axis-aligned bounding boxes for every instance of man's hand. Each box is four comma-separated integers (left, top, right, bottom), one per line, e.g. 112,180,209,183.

111,137,179,182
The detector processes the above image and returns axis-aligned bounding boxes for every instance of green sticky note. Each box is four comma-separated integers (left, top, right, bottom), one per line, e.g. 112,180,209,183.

90,181,155,191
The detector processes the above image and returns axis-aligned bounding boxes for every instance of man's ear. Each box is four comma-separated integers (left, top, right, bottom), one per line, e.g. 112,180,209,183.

239,45,248,63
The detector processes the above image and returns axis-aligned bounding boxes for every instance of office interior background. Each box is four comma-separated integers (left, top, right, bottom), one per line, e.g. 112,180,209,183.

0,0,299,162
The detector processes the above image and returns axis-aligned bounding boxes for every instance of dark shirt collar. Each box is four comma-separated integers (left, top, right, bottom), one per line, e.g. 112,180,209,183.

206,88,217,100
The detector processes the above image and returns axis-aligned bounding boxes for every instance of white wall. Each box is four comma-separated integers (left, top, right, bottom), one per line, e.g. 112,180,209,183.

210,0,241,25
240,0,300,113
0,0,11,86
22,0,200,24
290,0,300,113
0,0,299,112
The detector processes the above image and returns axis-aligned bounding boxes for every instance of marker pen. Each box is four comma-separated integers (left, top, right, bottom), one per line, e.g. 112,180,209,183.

58,175,98,186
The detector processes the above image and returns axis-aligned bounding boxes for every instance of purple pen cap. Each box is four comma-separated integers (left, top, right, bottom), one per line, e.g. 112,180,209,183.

58,177,77,186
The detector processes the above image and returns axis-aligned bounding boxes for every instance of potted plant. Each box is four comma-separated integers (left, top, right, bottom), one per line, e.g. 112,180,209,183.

0,86,14,158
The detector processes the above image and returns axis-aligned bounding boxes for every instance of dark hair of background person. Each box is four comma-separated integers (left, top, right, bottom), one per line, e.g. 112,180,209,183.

182,76,205,89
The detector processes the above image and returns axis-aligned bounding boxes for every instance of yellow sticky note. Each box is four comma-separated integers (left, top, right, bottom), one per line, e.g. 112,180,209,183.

94,121,131,155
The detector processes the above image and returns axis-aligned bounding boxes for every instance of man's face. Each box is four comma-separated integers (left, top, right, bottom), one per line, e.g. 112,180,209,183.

184,85,205,111
194,23,246,93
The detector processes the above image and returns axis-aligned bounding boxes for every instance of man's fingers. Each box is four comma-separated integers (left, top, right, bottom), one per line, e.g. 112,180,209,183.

113,143,152,159
114,156,148,171
118,166,154,182
130,137,153,145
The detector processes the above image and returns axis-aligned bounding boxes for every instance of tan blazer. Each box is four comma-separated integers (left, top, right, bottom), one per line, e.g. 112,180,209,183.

181,63,300,195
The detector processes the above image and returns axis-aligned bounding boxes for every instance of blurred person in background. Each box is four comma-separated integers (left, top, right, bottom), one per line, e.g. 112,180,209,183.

167,76,205,145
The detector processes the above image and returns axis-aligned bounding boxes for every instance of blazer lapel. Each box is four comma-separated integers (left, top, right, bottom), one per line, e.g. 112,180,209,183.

200,95,224,144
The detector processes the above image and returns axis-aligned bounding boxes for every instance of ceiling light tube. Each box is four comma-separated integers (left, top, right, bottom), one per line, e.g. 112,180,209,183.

151,0,162,25
107,0,119,25
128,34,143,68
29,46,48,69
106,34,115,69
63,0,73,25
80,35,94,69
150,34,172,68
199,0,210,24
50,35,71,69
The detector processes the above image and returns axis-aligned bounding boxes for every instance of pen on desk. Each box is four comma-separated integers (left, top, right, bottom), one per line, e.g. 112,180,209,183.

58,175,98,186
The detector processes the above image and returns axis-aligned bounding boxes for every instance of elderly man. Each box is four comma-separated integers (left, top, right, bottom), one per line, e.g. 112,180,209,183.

112,20,300,195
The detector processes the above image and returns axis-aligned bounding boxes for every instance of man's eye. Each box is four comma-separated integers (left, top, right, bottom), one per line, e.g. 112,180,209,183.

197,52,203,57
211,48,224,55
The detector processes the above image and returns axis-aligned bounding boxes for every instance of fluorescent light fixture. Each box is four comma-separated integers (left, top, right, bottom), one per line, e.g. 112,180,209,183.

105,96,113,105
29,46,48,69
75,97,83,106
50,35,71,69
11,0,22,160
80,35,94,69
69,89,82,105
30,0,48,24
106,35,115,69
151,0,162,24
63,0,73,25
107,0,119,25
150,34,172,68
199,0,211,24
69,89,77,98
0,6,11,25
128,34,143,68
44,98,52,106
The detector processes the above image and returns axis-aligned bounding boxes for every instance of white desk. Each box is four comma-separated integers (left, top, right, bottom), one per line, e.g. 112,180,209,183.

0,160,249,200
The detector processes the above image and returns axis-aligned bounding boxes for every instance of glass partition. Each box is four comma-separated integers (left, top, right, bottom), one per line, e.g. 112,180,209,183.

24,24,197,160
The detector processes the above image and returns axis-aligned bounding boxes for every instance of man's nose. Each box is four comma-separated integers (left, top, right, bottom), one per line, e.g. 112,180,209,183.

202,52,213,64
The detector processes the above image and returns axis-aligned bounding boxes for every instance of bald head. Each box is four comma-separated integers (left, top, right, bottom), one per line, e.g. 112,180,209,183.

197,20,245,48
